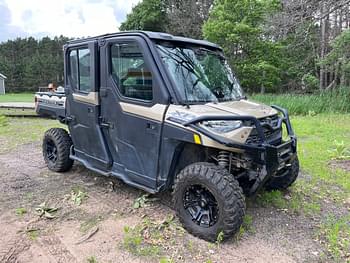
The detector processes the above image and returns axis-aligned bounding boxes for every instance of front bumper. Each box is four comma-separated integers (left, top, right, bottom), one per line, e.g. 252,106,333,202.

184,105,297,194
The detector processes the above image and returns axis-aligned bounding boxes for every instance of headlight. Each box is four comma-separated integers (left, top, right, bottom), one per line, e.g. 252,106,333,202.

201,120,242,133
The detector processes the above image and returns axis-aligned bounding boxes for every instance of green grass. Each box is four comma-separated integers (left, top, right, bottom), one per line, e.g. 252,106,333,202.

0,93,34,103
293,114,350,195
0,108,37,116
0,117,65,153
122,216,179,260
250,88,350,115
319,215,350,261
254,113,350,261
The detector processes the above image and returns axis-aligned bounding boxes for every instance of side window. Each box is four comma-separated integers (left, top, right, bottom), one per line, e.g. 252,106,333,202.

69,50,78,90
110,42,153,101
68,48,92,93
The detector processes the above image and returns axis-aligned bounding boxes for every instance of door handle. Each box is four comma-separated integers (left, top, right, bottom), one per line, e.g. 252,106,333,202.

100,122,114,129
100,117,114,129
146,123,156,130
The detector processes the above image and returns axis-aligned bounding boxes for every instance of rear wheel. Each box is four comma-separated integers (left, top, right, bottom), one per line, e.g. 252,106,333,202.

43,128,73,172
265,156,299,191
173,162,245,242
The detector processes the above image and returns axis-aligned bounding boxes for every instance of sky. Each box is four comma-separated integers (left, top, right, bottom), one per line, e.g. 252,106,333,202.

0,0,141,42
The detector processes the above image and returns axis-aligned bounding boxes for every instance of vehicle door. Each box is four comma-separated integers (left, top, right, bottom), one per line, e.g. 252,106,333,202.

99,36,168,190
65,41,111,170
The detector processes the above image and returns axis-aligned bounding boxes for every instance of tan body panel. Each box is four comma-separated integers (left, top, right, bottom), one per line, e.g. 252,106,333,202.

165,100,276,152
119,102,167,121
108,100,274,153
73,92,99,105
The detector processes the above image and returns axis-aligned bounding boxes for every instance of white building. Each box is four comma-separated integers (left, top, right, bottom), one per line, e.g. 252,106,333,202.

0,73,7,95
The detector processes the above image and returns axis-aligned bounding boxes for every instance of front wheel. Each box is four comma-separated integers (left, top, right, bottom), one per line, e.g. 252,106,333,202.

173,162,246,242
43,128,74,172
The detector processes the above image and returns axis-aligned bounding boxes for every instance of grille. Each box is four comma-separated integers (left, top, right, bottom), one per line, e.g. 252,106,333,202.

246,115,282,145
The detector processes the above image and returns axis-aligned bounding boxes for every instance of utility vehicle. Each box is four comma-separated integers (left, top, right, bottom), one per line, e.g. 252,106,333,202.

42,31,298,242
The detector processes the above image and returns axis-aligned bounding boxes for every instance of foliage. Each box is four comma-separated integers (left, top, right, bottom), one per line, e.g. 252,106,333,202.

122,215,178,259
328,140,350,160
120,0,213,38
0,36,69,92
26,229,39,240
119,0,167,32
71,187,88,206
321,29,350,87
251,88,350,115
86,256,98,263
133,194,159,209
15,207,27,216
165,0,213,38
35,202,58,219
302,73,319,91
203,0,285,93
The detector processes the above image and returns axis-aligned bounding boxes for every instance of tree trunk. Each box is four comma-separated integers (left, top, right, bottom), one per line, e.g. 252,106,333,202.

260,70,266,94
320,3,327,90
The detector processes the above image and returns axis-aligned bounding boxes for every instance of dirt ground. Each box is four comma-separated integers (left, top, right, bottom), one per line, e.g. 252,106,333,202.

0,142,328,263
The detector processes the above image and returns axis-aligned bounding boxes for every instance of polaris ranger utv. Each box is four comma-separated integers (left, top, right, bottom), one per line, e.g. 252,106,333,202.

42,31,298,242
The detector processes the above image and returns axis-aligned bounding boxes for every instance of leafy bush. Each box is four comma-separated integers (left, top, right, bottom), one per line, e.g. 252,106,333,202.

302,73,319,91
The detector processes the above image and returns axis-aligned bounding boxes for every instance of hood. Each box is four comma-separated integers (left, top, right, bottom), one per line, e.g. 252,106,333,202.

206,100,278,119
167,100,277,119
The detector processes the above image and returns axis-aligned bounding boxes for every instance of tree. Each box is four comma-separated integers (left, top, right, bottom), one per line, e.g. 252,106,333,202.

120,0,214,38
203,0,283,93
119,0,167,32
165,0,213,38
322,29,350,87
266,0,350,91
0,36,69,92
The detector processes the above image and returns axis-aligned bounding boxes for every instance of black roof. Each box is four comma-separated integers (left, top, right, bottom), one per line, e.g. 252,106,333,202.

66,31,222,50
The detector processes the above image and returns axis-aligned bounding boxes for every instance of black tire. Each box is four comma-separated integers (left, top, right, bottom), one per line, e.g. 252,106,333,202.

265,156,300,191
43,128,74,172
173,162,245,242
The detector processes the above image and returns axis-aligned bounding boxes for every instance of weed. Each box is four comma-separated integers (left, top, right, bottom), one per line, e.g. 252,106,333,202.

123,224,161,257
122,216,178,258
159,257,174,263
15,207,27,216
257,190,286,209
215,231,224,246
319,215,350,261
35,202,58,219
328,140,350,160
133,194,159,209
26,229,39,240
86,256,98,263
71,187,88,206
236,215,254,240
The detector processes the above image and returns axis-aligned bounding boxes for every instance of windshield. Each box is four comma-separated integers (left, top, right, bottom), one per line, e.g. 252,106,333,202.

156,43,243,103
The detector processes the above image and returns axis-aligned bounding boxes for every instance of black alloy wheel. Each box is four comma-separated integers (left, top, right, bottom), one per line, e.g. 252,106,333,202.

45,138,58,165
173,162,246,242
183,185,219,227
